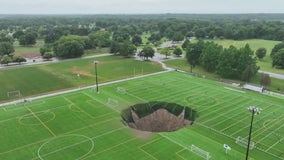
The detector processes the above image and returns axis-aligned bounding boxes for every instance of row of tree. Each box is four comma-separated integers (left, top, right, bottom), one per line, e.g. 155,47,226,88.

1,15,284,47
185,40,259,81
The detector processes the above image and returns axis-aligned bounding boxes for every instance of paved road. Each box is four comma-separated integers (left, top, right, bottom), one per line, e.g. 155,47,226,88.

259,70,284,80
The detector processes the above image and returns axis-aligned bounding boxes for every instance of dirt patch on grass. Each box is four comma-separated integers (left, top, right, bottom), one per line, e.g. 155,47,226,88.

21,53,40,58
70,67,95,77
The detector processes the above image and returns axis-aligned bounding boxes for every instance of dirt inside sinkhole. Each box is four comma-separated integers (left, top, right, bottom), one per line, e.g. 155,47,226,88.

121,102,196,132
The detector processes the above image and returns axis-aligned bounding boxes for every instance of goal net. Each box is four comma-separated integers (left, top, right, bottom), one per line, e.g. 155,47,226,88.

190,145,211,160
235,136,255,149
107,98,118,107
117,87,127,94
7,90,21,98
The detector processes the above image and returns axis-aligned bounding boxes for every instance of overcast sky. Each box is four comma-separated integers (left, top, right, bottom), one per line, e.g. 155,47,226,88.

0,0,283,14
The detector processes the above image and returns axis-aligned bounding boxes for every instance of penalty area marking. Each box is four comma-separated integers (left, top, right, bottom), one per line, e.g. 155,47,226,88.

37,134,94,160
18,110,55,126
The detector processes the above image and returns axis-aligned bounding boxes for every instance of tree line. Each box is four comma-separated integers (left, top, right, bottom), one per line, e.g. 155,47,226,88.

0,14,283,67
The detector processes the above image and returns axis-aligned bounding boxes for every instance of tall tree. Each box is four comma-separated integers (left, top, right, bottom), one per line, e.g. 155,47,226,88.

217,44,258,80
12,30,24,39
0,42,14,56
110,40,121,54
272,49,284,68
200,42,222,72
260,73,271,88
19,31,37,46
160,48,171,59
119,41,137,57
0,33,14,44
237,44,258,81
173,47,183,57
53,36,85,58
140,46,155,60
217,46,239,78
181,39,190,49
88,30,111,48
271,42,284,57
186,40,204,72
132,35,142,46
241,65,255,82
255,48,267,60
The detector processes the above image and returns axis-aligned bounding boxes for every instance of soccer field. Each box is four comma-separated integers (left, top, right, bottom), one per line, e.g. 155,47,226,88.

0,71,283,160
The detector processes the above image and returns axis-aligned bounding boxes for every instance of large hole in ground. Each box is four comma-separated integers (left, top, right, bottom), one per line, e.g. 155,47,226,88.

121,101,198,132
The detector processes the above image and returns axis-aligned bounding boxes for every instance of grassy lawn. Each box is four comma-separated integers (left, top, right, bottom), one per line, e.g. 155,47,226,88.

210,39,284,74
0,71,283,160
0,56,163,102
13,39,44,58
165,58,284,93
84,48,110,56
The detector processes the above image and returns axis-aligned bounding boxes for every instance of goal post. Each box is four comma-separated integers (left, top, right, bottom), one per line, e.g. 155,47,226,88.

235,136,255,149
7,90,21,98
117,87,127,94
107,98,118,107
190,144,211,160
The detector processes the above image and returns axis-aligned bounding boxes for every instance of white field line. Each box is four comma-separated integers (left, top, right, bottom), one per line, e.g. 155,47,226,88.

0,70,171,108
32,126,126,160
82,92,120,113
211,109,250,129
211,101,265,129
4,100,46,112
231,106,282,137
201,98,251,124
253,115,284,138
158,134,186,149
196,122,235,140
199,98,247,123
0,104,71,124
224,87,245,93
257,118,284,143
265,136,284,152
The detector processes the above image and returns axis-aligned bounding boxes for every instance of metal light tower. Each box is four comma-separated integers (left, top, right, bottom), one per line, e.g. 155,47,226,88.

94,61,99,93
245,106,261,160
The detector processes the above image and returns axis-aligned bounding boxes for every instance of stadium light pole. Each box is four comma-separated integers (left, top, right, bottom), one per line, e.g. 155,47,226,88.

94,61,99,93
245,106,261,160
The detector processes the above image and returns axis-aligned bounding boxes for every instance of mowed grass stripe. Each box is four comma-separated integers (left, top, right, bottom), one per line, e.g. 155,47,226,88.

1,71,283,160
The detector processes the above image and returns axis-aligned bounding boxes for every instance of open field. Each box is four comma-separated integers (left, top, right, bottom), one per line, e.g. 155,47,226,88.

0,56,163,102
0,71,283,160
210,39,284,74
13,40,44,58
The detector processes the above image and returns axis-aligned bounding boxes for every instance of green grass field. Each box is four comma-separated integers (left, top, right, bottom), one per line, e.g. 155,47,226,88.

0,71,283,160
0,56,163,102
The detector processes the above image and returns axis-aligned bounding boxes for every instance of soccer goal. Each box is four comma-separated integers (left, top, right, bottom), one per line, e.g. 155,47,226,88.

117,87,127,94
7,90,21,98
107,98,118,107
235,136,255,149
190,145,211,160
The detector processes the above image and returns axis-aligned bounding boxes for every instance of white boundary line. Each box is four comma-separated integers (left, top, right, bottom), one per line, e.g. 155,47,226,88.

37,134,94,160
